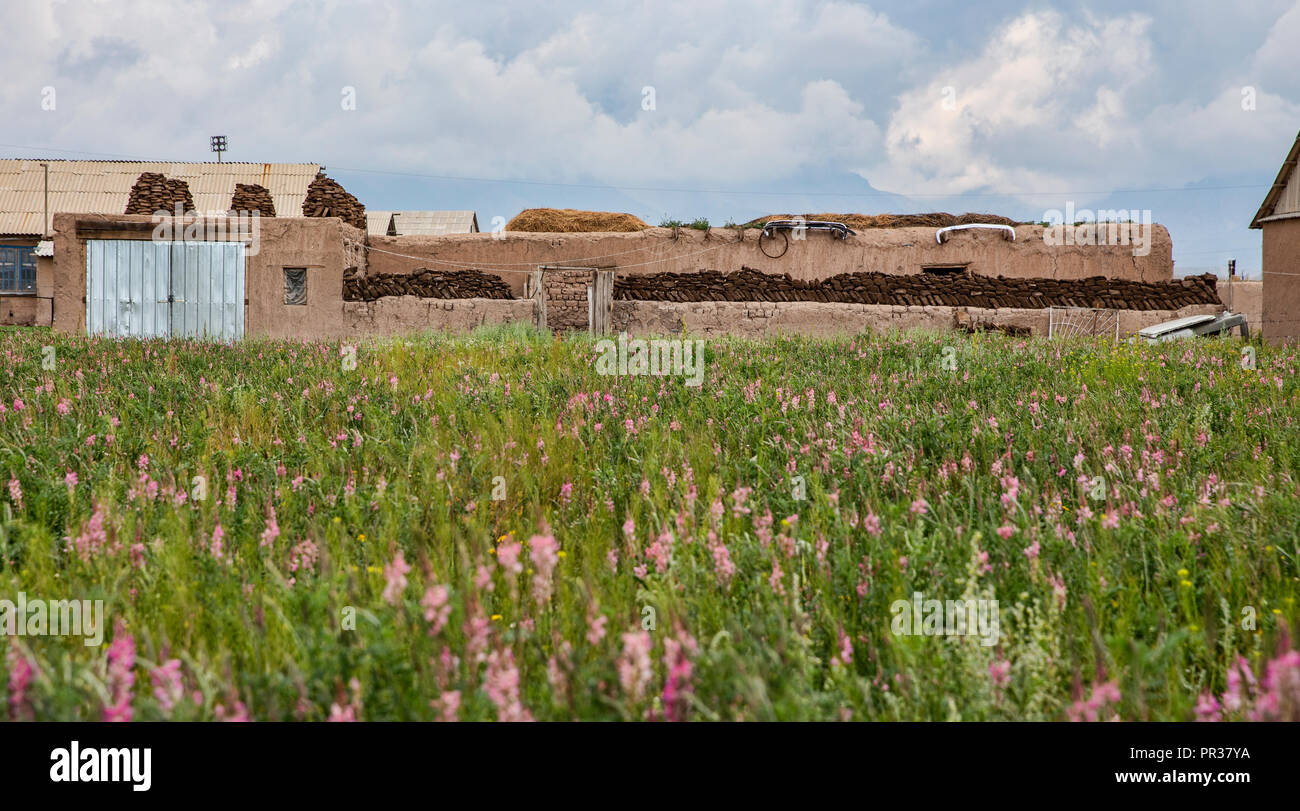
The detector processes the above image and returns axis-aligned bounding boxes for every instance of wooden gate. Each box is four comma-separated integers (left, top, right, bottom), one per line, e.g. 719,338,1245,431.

588,269,614,336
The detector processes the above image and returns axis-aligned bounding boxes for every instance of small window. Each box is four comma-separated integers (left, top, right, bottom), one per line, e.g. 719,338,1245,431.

0,246,37,294
922,266,967,277
284,268,307,305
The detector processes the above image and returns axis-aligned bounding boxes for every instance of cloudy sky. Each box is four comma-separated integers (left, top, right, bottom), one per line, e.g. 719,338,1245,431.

3,0,1298,275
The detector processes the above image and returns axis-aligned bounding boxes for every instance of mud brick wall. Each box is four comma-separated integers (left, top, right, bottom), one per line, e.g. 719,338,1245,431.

614,268,1222,311
343,226,367,277
344,268,513,301
344,298,536,336
542,268,591,330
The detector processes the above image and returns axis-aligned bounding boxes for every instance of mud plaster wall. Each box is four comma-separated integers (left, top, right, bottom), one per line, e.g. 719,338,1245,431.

613,300,1223,340
366,223,1174,297
52,213,351,340
1262,219,1300,344
1224,279,1261,335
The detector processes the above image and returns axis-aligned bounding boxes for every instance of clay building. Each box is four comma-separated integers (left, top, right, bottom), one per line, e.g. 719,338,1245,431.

1250,128,1300,344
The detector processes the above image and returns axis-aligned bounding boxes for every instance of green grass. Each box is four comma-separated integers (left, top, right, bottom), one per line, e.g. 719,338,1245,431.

1,325,1297,721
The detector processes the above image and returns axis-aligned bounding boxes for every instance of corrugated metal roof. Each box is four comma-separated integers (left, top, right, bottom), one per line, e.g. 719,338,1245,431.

0,159,322,235
366,210,396,236
387,210,478,236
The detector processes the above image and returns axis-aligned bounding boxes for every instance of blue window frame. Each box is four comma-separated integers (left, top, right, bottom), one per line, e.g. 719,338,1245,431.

0,246,37,294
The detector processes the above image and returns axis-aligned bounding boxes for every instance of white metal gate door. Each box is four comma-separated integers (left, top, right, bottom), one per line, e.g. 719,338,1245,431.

86,240,245,340
169,242,245,340
86,240,171,338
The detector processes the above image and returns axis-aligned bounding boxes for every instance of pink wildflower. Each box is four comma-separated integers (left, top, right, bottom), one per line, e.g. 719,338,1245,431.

382,551,411,604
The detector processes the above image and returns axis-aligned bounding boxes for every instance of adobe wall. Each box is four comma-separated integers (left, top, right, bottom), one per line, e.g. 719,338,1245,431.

613,300,1222,340
244,219,357,340
1223,279,1262,335
0,239,50,327
541,269,591,331
1262,219,1300,344
1,295,38,326
343,297,536,336
51,213,353,340
365,223,1174,296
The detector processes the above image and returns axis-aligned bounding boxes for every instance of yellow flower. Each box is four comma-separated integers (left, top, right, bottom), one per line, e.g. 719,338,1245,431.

366,565,380,574
491,614,502,622
1177,568,1189,577
1180,579,1193,588
333,516,341,524
558,550,567,558
1273,609,1282,615
358,533,366,542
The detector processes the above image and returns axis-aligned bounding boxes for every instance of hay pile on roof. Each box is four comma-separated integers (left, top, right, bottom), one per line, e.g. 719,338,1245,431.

507,208,649,232
747,212,1024,229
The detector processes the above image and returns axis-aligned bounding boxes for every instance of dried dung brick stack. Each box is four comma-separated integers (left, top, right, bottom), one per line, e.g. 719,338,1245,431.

343,268,513,301
229,183,276,217
614,269,1222,312
124,172,195,215
303,172,366,230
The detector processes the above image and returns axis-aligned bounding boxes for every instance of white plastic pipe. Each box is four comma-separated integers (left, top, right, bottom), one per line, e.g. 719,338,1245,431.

935,224,1017,244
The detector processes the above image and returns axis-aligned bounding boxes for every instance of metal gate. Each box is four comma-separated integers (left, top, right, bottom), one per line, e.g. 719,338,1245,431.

86,240,245,340
1047,306,1119,340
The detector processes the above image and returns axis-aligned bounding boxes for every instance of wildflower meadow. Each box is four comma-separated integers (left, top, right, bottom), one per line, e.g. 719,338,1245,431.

1,324,1297,721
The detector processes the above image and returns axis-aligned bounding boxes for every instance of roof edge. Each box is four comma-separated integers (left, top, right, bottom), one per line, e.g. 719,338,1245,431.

1250,129,1300,229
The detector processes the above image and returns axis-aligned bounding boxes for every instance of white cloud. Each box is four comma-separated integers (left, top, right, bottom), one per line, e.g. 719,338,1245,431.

0,0,1296,214
227,35,279,71
870,11,1157,197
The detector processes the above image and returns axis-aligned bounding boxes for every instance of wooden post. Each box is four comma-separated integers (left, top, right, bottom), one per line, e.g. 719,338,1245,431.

589,269,613,336
532,267,547,331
